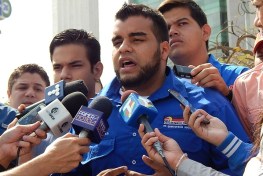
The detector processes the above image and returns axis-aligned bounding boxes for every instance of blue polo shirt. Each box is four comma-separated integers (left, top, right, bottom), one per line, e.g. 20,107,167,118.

72,67,249,176
0,103,17,135
208,54,249,86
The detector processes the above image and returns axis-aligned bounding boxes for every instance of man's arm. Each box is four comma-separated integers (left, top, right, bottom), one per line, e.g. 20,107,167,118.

190,63,230,96
183,106,252,175
178,158,229,176
138,124,229,176
0,121,46,168
0,133,90,176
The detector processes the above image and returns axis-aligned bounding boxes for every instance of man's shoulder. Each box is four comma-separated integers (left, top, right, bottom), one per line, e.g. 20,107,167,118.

234,63,263,86
237,63,263,78
209,54,249,72
0,104,16,119
182,80,230,107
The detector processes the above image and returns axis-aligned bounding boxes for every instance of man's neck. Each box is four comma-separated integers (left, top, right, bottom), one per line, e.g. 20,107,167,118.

171,53,209,66
122,73,166,97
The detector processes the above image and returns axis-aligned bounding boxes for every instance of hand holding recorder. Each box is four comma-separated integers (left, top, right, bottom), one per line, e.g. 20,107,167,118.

183,106,228,146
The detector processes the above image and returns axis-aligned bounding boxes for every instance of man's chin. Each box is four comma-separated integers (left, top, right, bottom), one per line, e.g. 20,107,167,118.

119,77,142,88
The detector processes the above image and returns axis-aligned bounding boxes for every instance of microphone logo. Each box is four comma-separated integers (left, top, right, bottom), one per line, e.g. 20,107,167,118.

137,96,155,108
57,121,69,133
46,107,59,120
120,93,158,127
71,105,110,143
47,84,60,97
122,98,135,118
45,80,65,104
122,95,155,119
51,107,59,114
75,109,100,126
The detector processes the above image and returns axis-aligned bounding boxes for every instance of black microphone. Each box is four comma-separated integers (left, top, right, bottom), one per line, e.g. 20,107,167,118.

16,80,88,120
31,92,88,137
71,96,113,143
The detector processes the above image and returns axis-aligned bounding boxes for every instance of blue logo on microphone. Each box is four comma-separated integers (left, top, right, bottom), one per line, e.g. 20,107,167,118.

44,80,65,104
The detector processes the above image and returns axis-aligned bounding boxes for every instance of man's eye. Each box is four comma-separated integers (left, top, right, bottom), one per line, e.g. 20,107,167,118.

134,39,143,42
72,64,82,68
178,22,187,26
53,66,61,70
18,87,27,90
35,88,43,92
113,41,122,47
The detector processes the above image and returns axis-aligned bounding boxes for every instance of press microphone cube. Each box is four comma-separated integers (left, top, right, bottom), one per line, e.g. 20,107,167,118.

38,99,72,136
72,105,109,143
44,80,65,105
119,93,158,127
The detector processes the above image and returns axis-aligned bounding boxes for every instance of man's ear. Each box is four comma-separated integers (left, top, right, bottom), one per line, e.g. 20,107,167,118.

7,89,11,99
160,41,170,61
202,24,211,42
93,61,103,81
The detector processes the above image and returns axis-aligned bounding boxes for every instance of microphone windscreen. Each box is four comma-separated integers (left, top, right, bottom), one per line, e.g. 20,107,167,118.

121,90,138,103
89,96,113,120
62,92,88,117
64,80,89,97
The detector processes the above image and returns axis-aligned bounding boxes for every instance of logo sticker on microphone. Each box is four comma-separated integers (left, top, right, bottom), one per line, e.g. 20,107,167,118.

71,105,109,143
120,93,158,127
46,107,59,120
44,80,65,104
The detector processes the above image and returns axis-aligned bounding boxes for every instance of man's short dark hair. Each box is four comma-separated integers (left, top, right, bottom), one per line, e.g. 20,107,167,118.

8,64,50,91
115,3,169,43
49,29,101,69
158,0,209,50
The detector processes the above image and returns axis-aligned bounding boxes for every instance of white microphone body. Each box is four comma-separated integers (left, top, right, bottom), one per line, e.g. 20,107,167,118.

38,99,72,136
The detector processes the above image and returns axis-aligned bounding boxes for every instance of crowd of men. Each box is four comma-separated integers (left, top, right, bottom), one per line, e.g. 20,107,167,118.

0,0,263,176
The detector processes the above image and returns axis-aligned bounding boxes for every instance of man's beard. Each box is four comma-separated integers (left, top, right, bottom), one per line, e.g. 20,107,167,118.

115,48,161,88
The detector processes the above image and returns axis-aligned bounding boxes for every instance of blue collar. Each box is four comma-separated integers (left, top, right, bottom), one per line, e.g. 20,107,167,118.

99,67,189,103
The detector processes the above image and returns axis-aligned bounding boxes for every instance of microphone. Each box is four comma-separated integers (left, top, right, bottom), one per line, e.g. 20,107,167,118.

71,96,113,143
16,80,88,120
16,103,46,125
120,91,175,176
35,92,88,137
119,91,164,155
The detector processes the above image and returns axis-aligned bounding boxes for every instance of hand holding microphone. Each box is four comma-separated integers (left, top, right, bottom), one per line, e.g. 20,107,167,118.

138,124,187,174
183,106,228,146
38,133,90,174
0,132,91,176
119,91,164,156
0,121,45,169
119,90,175,176
16,92,88,165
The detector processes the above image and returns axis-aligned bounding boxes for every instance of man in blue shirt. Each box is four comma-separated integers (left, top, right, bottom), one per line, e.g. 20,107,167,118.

158,0,249,100
0,103,17,134
0,64,50,135
70,3,250,176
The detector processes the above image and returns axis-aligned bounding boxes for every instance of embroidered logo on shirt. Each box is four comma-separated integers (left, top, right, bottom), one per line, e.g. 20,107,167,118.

163,116,189,129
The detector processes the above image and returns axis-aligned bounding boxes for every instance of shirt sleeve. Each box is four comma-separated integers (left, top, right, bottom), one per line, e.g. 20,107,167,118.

0,104,17,134
217,132,252,176
177,159,229,176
